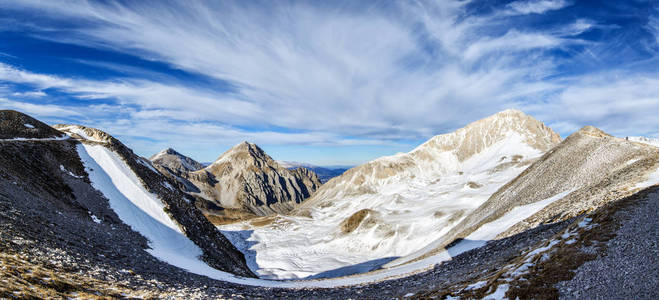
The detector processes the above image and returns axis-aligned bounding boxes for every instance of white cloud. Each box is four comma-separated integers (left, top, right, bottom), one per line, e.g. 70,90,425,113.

1,1,570,142
0,0,656,163
0,97,81,118
505,0,571,15
524,73,659,137
12,90,46,97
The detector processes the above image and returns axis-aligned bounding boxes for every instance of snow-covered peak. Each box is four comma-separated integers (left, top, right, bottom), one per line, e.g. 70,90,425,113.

413,109,561,162
304,109,561,201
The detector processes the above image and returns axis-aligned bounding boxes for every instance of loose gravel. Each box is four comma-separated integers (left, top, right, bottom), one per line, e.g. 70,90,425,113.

556,188,659,299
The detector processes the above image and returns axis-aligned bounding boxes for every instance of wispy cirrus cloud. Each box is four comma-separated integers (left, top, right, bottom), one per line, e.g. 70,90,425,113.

0,0,657,164
504,0,571,15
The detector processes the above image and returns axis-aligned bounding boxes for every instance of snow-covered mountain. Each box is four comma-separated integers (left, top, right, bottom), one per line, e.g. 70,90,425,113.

187,142,321,220
3,109,659,298
388,125,659,268
219,109,563,279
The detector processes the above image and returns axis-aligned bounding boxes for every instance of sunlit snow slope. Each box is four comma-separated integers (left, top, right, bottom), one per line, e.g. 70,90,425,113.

219,109,562,279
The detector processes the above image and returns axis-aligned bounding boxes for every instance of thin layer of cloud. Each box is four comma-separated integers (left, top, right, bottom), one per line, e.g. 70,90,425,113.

504,0,571,16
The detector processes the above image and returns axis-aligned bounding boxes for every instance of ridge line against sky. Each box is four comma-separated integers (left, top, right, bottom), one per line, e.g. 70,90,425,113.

0,0,658,165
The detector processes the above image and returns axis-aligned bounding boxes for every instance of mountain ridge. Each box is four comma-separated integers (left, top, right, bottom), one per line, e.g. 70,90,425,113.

187,141,321,219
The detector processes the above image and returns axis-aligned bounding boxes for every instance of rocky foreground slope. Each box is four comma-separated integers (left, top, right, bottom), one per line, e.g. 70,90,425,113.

0,114,254,278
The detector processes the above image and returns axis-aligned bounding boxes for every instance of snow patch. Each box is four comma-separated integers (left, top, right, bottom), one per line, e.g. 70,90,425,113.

0,136,69,141
90,214,102,224
635,165,659,189
60,165,83,179
136,157,159,174
162,181,175,191
58,125,104,142
448,189,573,257
484,284,509,300
23,123,34,129
628,136,659,147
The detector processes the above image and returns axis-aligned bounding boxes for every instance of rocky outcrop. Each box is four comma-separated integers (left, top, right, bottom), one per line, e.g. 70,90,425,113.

1,110,65,139
189,142,321,217
148,148,204,193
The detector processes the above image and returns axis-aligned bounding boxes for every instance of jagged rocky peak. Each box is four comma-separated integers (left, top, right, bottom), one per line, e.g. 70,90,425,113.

150,147,204,174
0,109,65,139
189,141,321,218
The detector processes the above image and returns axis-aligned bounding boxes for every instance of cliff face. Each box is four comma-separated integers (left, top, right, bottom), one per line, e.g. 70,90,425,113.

189,142,321,217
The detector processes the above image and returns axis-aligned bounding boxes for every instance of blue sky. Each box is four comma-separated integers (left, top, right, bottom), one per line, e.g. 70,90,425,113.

0,0,658,165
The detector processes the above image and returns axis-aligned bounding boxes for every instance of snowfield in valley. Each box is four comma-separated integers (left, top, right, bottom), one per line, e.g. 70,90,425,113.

219,132,550,279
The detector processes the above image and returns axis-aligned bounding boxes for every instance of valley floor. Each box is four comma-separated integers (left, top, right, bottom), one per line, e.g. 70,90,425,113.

2,180,657,299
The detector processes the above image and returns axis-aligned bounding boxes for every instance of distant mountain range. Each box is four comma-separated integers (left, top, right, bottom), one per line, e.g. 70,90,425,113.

277,161,352,183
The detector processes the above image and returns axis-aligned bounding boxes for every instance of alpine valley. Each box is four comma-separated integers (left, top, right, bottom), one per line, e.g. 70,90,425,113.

1,109,658,299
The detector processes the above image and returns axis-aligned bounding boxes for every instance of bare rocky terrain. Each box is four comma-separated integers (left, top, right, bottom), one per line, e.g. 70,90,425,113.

185,142,321,221
1,110,657,299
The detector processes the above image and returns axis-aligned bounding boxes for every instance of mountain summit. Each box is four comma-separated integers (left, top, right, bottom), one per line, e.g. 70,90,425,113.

188,141,321,220
150,147,205,174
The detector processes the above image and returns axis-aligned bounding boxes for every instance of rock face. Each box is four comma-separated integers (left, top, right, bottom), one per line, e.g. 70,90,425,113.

189,142,321,217
149,148,205,193
0,110,65,139
44,121,255,277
